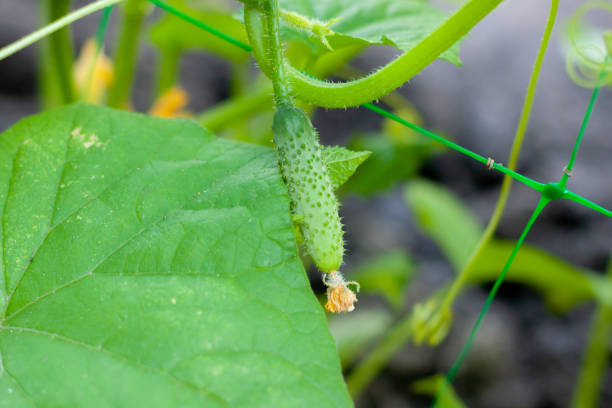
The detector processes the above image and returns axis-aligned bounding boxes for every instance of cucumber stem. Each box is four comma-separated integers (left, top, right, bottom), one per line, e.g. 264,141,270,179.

259,0,293,108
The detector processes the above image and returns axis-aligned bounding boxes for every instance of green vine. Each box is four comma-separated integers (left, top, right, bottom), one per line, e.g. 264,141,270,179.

286,0,504,108
107,0,147,108
43,0,76,105
242,0,504,108
243,4,274,78
258,0,292,108
436,0,560,330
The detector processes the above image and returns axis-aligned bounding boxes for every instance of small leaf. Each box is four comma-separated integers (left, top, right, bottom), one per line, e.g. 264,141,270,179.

0,104,352,407
276,0,462,64
350,251,415,309
323,145,371,190
404,179,483,270
471,240,599,313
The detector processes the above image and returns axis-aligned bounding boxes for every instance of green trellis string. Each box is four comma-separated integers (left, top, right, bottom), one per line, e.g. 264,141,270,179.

110,0,611,402
83,6,114,101
432,197,550,406
143,0,612,218
95,6,113,47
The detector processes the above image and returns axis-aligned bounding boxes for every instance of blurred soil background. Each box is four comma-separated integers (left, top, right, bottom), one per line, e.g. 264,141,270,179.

1,0,611,407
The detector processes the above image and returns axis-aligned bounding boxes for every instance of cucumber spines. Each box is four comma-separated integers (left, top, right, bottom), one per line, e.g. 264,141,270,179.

273,106,344,272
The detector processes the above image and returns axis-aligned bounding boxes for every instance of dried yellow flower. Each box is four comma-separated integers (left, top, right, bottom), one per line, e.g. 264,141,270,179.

323,270,359,313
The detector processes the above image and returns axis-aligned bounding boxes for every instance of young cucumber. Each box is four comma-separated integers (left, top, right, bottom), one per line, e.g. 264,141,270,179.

273,106,344,272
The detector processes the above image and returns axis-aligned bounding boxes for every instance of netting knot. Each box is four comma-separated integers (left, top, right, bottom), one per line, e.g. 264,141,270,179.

486,157,501,170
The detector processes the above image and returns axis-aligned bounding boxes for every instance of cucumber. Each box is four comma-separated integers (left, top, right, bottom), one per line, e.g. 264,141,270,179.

273,106,344,272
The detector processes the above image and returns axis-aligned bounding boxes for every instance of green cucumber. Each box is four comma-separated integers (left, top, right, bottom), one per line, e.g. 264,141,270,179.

273,106,344,272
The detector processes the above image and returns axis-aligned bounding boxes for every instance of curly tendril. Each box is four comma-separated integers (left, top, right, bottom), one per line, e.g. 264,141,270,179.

566,1,612,88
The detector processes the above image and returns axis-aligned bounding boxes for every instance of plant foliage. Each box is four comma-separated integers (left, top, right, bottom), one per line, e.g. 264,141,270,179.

0,104,351,407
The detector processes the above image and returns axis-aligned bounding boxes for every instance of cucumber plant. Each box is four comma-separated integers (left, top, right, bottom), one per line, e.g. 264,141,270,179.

0,0,611,407
241,0,358,312
242,0,345,275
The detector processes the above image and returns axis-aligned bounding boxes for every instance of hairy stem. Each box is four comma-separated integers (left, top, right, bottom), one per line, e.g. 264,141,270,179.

107,0,146,108
249,0,293,107
149,0,502,108
287,0,504,107
196,44,365,132
571,256,612,408
243,5,272,76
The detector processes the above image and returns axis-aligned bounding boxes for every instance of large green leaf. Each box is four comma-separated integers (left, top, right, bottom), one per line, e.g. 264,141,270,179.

0,104,351,407
277,0,462,64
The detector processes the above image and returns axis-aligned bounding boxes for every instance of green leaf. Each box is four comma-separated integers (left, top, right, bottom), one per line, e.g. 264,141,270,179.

350,251,415,309
150,2,250,63
404,179,483,270
276,0,462,64
344,133,434,195
323,145,371,190
470,240,599,313
411,375,466,408
0,104,351,407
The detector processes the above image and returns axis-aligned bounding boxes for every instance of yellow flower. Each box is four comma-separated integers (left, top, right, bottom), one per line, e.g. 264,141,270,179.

149,86,191,118
73,38,113,103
